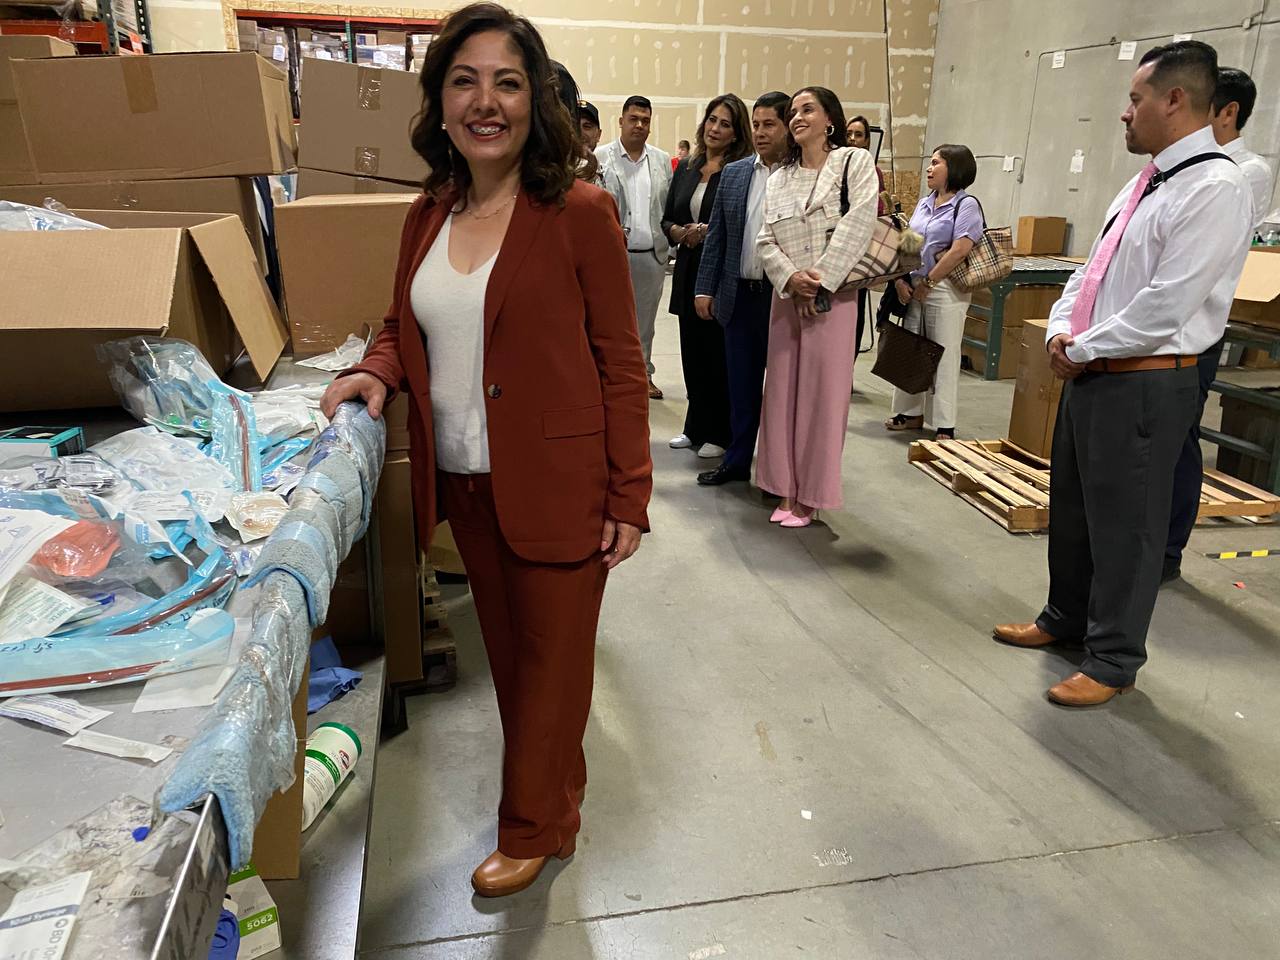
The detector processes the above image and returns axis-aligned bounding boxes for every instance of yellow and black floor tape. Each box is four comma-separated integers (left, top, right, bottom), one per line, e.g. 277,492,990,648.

1205,549,1276,559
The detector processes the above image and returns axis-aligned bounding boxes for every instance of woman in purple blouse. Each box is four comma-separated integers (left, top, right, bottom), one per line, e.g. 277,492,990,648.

884,144,985,439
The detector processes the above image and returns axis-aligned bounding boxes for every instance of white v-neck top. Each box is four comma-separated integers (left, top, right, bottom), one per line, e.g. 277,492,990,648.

410,213,499,474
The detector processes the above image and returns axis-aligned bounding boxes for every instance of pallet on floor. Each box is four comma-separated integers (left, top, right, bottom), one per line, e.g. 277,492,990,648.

908,438,1050,532
909,439,1280,533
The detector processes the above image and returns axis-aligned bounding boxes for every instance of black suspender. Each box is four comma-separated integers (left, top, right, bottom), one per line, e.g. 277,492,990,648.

1100,151,1234,237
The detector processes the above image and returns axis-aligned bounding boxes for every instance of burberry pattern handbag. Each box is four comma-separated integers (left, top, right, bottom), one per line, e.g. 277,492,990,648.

834,152,924,290
946,195,1013,292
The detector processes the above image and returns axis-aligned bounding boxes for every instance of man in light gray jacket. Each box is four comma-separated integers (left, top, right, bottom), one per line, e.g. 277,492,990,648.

596,95,672,400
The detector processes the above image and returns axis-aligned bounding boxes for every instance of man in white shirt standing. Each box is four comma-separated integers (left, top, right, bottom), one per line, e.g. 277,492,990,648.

1164,66,1275,582
993,41,1253,707
596,96,673,401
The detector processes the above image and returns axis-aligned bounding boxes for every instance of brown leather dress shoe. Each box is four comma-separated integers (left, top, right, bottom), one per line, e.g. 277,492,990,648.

1047,672,1134,707
992,622,1057,647
648,379,664,400
471,837,576,898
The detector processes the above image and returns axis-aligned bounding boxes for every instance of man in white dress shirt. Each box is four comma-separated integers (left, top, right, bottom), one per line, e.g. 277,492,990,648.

993,41,1253,707
596,96,673,400
1164,66,1275,581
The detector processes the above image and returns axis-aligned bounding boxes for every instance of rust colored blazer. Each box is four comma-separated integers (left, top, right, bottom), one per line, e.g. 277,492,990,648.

345,180,653,564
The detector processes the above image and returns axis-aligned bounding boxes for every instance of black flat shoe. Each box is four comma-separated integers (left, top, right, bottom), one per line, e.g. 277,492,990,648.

697,463,751,486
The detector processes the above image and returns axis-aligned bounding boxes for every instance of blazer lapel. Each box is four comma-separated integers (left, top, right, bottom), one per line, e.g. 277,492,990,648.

484,188,546,358
805,150,842,214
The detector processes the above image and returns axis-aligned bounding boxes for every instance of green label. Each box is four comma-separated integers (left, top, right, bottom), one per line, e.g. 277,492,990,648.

227,864,259,885
317,721,363,756
239,906,278,937
306,748,342,785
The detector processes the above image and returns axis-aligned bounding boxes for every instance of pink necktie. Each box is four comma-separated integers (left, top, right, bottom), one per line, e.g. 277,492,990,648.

1069,161,1158,335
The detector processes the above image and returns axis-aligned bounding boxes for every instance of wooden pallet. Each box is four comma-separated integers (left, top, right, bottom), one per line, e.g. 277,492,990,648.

909,439,1050,532
1197,469,1280,521
910,440,1280,533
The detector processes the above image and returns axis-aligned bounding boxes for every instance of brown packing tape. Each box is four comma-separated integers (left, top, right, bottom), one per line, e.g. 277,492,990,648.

356,66,383,110
354,146,381,176
120,57,159,115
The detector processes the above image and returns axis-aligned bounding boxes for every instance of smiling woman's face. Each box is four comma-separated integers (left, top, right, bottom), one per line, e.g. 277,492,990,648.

441,29,532,173
788,91,830,150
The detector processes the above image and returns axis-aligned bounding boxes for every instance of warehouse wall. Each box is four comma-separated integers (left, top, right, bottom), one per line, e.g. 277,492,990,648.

149,0,940,204
927,0,1280,254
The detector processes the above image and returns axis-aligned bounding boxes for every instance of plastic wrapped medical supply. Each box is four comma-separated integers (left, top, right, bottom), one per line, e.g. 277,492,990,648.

0,201,109,232
97,338,221,434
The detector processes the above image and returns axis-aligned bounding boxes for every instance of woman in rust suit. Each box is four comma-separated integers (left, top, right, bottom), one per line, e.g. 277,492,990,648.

320,2,651,898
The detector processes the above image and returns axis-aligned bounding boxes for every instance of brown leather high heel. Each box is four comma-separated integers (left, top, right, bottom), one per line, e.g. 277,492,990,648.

471,836,576,898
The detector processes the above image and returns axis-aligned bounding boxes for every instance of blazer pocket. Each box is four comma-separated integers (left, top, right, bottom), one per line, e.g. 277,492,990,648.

543,404,606,439
765,201,796,224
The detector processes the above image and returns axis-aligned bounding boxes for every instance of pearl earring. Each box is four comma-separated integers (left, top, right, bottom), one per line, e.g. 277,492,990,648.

441,122,447,130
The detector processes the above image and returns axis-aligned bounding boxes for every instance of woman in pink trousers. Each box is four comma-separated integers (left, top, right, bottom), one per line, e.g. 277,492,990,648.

755,86,879,527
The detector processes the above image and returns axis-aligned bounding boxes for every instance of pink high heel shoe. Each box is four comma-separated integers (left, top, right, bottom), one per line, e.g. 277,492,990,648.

770,506,793,523
781,508,817,528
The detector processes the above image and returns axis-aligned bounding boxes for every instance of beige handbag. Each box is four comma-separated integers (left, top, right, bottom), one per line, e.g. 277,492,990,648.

946,196,1013,292
833,152,923,291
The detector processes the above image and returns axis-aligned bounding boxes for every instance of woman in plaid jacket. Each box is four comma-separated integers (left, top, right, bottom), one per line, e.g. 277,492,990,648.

755,86,880,527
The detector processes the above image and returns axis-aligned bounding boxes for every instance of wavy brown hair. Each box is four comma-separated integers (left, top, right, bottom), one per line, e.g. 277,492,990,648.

782,85,848,167
411,2,576,206
691,93,752,165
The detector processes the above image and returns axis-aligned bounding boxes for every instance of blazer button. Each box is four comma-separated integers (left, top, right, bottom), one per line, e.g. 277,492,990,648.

487,384,502,399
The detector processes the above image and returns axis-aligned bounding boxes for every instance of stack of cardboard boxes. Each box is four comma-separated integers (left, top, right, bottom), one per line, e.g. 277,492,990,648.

962,285,1064,380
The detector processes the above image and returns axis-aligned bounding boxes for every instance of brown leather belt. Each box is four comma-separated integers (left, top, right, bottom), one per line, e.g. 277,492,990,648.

1085,355,1200,373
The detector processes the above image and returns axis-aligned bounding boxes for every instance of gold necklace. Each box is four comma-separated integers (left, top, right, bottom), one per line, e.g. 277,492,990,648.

463,192,518,221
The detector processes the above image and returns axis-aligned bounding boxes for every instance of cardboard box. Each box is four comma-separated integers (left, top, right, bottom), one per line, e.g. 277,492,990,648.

961,315,1021,379
297,58,427,184
968,284,1064,329
377,29,407,47
225,864,281,958
0,210,286,410
274,194,416,354
296,167,422,198
1007,318,1062,459
0,36,76,185
1216,388,1280,487
1014,215,1067,256
12,52,296,184
428,520,466,576
250,657,308,880
1230,249,1280,332
1,176,268,272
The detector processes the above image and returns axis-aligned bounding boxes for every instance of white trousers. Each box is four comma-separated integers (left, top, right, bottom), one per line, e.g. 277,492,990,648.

627,251,665,377
891,280,970,430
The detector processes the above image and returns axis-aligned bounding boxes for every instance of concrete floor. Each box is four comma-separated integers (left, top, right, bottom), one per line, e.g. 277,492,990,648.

360,295,1280,959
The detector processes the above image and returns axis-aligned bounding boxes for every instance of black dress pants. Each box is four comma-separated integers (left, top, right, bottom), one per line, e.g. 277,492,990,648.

1036,365,1199,687
722,280,773,470
1164,338,1224,565
678,306,731,449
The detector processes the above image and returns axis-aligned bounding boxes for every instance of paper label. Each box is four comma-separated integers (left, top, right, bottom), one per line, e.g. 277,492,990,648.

1002,155,1016,172
1070,150,1085,174
64,729,173,764
0,870,92,960
1051,50,1065,69
1118,40,1137,60
0,693,110,734
0,577,92,643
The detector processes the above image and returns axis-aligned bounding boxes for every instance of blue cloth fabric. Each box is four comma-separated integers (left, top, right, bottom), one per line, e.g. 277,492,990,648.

909,189,985,280
694,155,757,328
722,280,774,471
207,908,241,959
308,635,362,714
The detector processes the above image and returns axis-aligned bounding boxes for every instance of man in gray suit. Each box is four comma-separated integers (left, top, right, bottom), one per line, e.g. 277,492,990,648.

596,95,672,400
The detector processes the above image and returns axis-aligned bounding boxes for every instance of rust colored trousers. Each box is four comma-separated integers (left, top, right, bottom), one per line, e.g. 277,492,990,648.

441,472,609,859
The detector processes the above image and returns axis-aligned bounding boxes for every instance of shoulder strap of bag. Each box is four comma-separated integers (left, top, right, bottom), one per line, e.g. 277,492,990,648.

839,150,855,216
1101,151,1232,236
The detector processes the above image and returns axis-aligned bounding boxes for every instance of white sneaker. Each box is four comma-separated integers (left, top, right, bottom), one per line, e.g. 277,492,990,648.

697,443,726,459
669,434,693,449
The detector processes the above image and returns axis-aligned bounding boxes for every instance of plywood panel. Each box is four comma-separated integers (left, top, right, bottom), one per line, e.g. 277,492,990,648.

722,35,887,103
702,0,883,31
543,25,720,99
889,55,932,118
886,0,938,49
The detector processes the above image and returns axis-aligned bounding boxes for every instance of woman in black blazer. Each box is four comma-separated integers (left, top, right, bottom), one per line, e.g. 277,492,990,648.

662,93,751,459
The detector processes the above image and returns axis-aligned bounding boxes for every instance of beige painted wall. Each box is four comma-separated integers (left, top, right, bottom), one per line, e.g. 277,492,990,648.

161,0,936,200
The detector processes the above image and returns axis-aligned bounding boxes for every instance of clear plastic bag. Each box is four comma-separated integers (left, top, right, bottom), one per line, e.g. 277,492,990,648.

97,337,221,434
0,200,109,232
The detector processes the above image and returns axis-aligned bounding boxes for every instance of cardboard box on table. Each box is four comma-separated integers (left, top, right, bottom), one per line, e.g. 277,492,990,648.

0,210,286,410
1229,248,1280,333
1014,216,1067,256
0,36,76,185
11,52,295,183
0,177,269,273
273,193,416,354
296,167,422,199
250,657,309,880
1006,318,1063,459
297,58,427,185
962,285,1064,379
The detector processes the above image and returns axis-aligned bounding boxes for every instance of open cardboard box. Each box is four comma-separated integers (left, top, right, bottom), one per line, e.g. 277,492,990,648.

1230,248,1280,332
12,52,295,184
0,209,287,410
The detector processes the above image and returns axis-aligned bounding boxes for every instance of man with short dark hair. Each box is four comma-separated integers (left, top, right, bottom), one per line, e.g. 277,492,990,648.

1164,65,1274,583
692,92,791,485
596,96,672,400
579,100,602,151
994,41,1253,707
